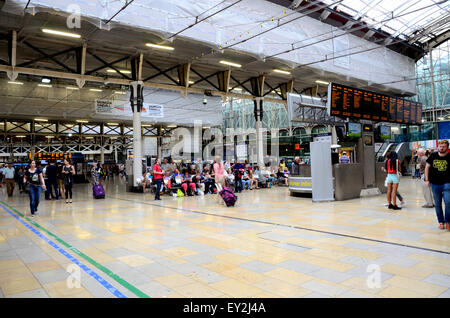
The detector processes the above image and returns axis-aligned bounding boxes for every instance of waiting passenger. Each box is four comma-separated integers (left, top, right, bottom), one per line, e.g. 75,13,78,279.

181,170,196,196
242,170,251,190
276,167,289,186
339,152,350,164
62,159,75,204
384,151,402,210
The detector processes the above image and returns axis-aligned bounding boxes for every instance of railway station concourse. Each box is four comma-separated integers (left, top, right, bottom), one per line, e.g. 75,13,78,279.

0,0,449,300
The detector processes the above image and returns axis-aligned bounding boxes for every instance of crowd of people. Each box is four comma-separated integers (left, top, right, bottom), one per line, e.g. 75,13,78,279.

1,145,448,230
140,157,292,200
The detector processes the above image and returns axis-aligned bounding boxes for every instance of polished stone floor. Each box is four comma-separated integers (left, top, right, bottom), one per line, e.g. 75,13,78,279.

0,176,449,298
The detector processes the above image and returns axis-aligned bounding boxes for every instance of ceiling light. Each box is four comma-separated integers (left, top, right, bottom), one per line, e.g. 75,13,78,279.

85,137,94,139
42,28,81,38
145,43,174,51
76,120,89,123
273,69,291,75
107,69,132,74
219,60,242,68
89,89,102,92
107,123,119,126
66,86,79,90
141,124,152,127
38,84,52,88
41,78,51,83
16,135,26,138
438,117,444,120
35,118,48,122
8,81,23,85
167,124,177,128
45,136,54,139
315,80,329,85
230,87,242,91
189,81,195,84
68,133,73,137
114,91,127,95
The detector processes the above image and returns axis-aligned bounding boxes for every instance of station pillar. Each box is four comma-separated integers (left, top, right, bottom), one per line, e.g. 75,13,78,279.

254,97,264,168
130,81,144,188
157,126,162,159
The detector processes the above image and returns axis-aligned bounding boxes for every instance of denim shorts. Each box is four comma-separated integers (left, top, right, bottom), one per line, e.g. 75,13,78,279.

386,173,399,184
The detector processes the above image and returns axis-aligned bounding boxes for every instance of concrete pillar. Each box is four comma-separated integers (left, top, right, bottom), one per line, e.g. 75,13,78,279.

114,146,118,163
255,97,264,169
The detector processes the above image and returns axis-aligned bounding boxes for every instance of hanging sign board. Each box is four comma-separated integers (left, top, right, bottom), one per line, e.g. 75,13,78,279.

95,100,164,118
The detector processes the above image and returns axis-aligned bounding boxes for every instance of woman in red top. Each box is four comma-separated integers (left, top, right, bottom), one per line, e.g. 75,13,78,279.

153,158,164,201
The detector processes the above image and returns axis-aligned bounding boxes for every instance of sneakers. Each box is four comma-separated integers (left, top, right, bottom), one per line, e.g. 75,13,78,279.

392,205,402,210
422,204,434,208
388,204,394,209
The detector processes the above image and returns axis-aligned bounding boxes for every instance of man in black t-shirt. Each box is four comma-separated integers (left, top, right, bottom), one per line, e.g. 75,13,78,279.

425,140,450,230
45,161,59,200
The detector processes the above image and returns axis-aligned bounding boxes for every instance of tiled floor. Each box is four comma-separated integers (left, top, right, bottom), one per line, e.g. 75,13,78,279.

0,176,449,298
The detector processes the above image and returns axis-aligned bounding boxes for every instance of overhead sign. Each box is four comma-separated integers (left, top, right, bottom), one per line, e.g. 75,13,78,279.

95,100,163,118
327,83,422,124
295,144,300,150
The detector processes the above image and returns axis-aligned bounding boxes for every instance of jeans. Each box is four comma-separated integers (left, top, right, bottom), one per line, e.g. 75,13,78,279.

29,184,41,214
46,179,59,199
242,179,251,190
235,178,243,192
430,183,450,224
154,178,162,200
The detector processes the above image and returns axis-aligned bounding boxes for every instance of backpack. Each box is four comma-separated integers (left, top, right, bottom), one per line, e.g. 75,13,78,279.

219,187,237,207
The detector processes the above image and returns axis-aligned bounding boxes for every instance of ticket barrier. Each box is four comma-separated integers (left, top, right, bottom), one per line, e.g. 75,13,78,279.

289,163,365,200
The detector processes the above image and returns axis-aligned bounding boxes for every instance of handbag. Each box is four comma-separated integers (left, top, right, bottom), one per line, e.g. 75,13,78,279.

177,189,184,197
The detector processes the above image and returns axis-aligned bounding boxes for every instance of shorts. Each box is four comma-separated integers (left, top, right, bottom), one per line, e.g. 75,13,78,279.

386,173,399,184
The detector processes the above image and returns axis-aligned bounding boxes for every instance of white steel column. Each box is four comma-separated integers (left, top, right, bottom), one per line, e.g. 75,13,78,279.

114,146,118,163
130,80,144,188
255,97,264,169
157,126,162,159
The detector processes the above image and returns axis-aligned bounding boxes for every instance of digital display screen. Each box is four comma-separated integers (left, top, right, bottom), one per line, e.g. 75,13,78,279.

347,122,362,138
380,125,391,140
328,83,422,124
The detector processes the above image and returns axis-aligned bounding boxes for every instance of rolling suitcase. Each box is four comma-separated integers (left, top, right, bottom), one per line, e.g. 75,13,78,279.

219,187,237,207
93,184,105,199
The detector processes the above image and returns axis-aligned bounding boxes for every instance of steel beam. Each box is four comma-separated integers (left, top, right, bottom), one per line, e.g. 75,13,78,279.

0,65,286,104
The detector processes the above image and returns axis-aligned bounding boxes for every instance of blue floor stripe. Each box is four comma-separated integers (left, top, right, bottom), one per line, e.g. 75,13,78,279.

0,204,127,298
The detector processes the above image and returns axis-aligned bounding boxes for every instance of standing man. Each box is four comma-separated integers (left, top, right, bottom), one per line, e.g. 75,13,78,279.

339,152,350,164
417,148,434,208
425,140,450,230
4,162,16,197
153,158,164,201
45,160,59,200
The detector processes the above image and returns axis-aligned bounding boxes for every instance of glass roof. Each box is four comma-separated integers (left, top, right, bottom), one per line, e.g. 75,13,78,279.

321,0,450,43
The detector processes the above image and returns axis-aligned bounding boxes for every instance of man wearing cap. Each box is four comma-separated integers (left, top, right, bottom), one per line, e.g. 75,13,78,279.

4,162,16,197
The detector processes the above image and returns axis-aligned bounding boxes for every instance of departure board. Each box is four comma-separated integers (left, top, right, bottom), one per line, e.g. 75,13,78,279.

342,87,353,117
410,101,416,123
327,83,422,125
372,93,381,121
353,89,362,118
388,97,396,122
381,95,389,121
403,100,411,124
396,99,404,123
330,84,343,116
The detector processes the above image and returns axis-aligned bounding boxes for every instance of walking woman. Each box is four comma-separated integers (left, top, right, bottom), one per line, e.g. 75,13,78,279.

213,156,225,203
62,159,75,204
384,151,402,210
23,160,46,217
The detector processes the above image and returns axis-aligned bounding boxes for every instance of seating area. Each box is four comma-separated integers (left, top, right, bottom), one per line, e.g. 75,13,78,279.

138,159,290,197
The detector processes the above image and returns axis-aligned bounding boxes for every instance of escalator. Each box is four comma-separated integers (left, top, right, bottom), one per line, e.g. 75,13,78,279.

378,142,411,175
